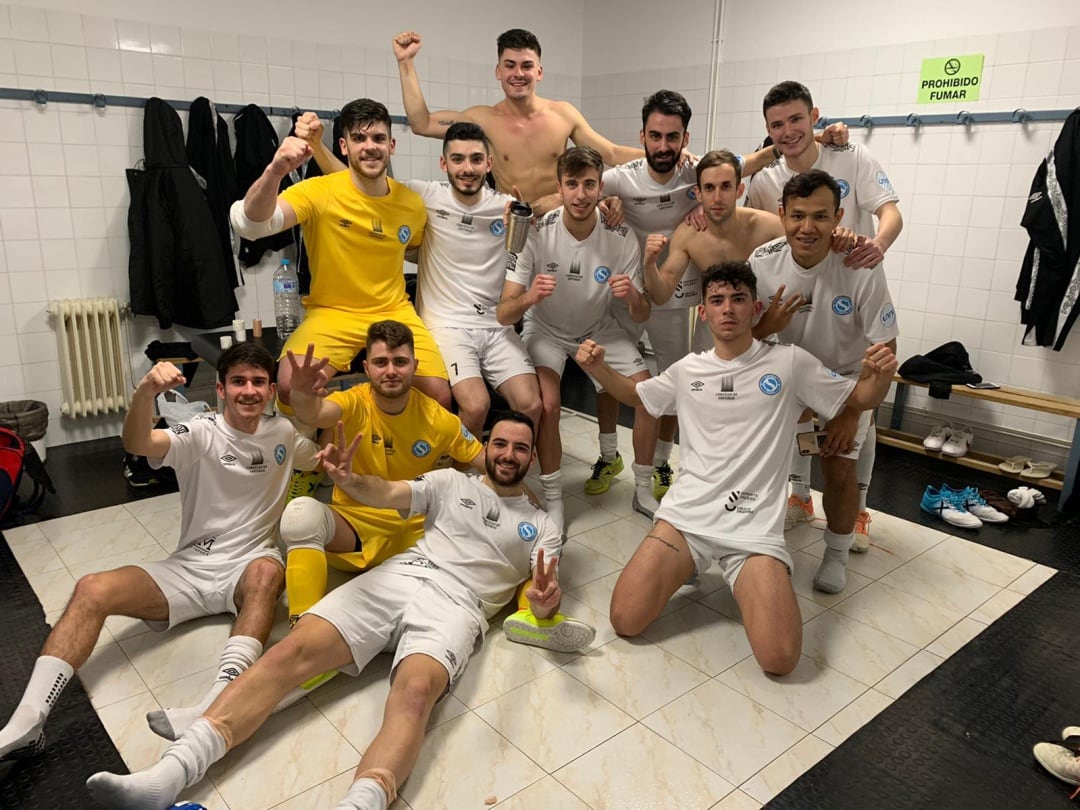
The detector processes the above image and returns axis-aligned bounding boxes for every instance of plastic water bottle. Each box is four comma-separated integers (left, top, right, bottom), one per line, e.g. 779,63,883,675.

273,258,301,340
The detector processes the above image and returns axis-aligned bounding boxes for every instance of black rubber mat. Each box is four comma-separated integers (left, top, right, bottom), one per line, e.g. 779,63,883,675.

768,569,1080,809
0,534,128,808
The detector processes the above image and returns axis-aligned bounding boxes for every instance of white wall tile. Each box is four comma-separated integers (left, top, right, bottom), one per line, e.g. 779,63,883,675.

116,20,151,53
10,6,49,41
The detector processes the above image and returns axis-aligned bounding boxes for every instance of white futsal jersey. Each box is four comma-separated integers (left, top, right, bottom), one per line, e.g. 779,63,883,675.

403,180,515,329
638,341,854,542
603,158,701,308
745,143,899,236
750,238,900,377
154,413,320,562
396,469,563,618
506,208,643,340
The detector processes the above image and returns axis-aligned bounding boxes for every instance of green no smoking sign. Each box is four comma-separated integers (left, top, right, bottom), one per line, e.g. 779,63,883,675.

919,54,984,103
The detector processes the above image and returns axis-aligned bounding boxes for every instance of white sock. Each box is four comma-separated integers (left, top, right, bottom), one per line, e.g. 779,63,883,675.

814,529,853,594
539,470,565,534
856,423,876,513
598,432,618,463
86,717,224,808
0,655,72,759
147,636,262,741
630,461,657,502
333,777,389,810
653,439,673,467
789,422,814,500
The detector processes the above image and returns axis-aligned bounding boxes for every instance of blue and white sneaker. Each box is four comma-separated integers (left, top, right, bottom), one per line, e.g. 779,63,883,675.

920,485,982,528
943,485,1009,523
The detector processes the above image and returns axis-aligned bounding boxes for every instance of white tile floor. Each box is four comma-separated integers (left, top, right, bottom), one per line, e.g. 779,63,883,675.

2,411,1058,809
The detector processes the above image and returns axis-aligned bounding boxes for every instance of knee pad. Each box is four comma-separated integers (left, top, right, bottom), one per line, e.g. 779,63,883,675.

280,497,335,552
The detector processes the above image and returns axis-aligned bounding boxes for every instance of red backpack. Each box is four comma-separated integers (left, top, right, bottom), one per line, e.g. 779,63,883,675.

0,428,54,526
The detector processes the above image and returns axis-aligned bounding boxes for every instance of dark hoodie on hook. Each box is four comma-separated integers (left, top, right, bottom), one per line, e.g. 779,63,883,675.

127,97,238,329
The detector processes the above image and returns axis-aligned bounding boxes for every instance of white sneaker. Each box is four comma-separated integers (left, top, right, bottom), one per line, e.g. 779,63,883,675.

945,486,1009,523
920,486,982,528
1033,741,1080,787
941,425,974,457
922,423,952,451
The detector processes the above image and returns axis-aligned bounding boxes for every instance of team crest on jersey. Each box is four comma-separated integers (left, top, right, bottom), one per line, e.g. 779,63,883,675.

881,303,896,328
397,225,412,244
875,171,893,192
411,439,431,457
832,296,854,316
462,425,474,441
826,368,842,379
686,187,697,200
517,521,538,541
490,219,505,236
274,444,286,465
836,179,850,199
758,374,782,396
594,266,612,283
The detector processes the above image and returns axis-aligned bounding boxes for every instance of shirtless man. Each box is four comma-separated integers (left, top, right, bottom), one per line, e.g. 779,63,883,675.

394,28,644,214
644,149,786,353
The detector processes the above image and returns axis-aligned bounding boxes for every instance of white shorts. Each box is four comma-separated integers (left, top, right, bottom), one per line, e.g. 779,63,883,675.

306,564,484,689
644,308,693,375
523,319,647,391
430,325,535,389
661,522,793,590
137,547,283,630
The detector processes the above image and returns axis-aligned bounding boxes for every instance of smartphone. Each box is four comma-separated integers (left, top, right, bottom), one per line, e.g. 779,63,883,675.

966,382,1001,390
797,430,829,456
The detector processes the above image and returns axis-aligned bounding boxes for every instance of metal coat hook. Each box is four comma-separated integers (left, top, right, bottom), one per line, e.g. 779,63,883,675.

956,110,975,126
859,114,873,129
1012,108,1031,124
92,93,107,109
33,89,48,106
905,113,922,128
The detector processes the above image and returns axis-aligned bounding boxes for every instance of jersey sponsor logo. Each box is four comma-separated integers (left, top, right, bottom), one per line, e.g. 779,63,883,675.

601,221,629,236
370,217,385,238
832,296,854,316
457,213,476,233
483,503,500,529
881,303,897,328
274,444,286,465
338,218,352,229
754,240,786,256
220,453,238,466
490,219,505,236
506,252,519,272
397,225,412,244
517,521,538,541
568,259,583,280
474,303,486,315
717,375,737,400
1028,191,1043,204
724,490,741,511
758,374,782,396
384,435,395,455
875,171,893,192
248,449,267,473
593,265,612,283
411,439,432,457
193,536,216,556
723,489,759,514
170,424,189,434
836,179,851,199
399,555,441,570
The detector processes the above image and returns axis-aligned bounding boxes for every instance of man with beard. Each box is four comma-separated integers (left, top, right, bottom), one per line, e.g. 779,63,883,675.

87,413,595,810
229,98,451,413
295,118,542,440
498,147,660,534
276,321,484,627
0,344,321,759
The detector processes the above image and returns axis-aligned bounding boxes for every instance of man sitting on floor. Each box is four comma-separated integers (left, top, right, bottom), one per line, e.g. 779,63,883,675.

86,413,594,810
0,344,319,759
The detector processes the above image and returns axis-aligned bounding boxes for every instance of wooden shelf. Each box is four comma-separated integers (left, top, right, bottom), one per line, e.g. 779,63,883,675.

876,427,1064,491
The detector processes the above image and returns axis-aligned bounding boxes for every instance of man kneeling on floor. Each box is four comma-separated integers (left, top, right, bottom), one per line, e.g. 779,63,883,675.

86,413,594,809
576,262,896,675
0,344,319,761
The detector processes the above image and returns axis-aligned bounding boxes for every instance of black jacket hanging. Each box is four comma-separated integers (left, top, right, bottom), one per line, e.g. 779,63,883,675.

186,97,240,290
127,97,237,329
233,104,295,267
1016,107,1080,350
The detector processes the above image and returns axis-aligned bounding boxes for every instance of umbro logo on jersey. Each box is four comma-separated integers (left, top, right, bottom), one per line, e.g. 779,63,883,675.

546,262,559,272
435,209,451,220
220,453,237,466
459,498,476,509
631,197,647,206
371,432,382,445
690,380,705,391
338,218,352,228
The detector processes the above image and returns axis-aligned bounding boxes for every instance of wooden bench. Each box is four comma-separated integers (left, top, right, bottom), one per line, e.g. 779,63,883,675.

879,375,1080,504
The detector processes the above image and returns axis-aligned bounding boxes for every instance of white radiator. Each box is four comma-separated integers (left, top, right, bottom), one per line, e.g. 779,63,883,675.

51,297,130,418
